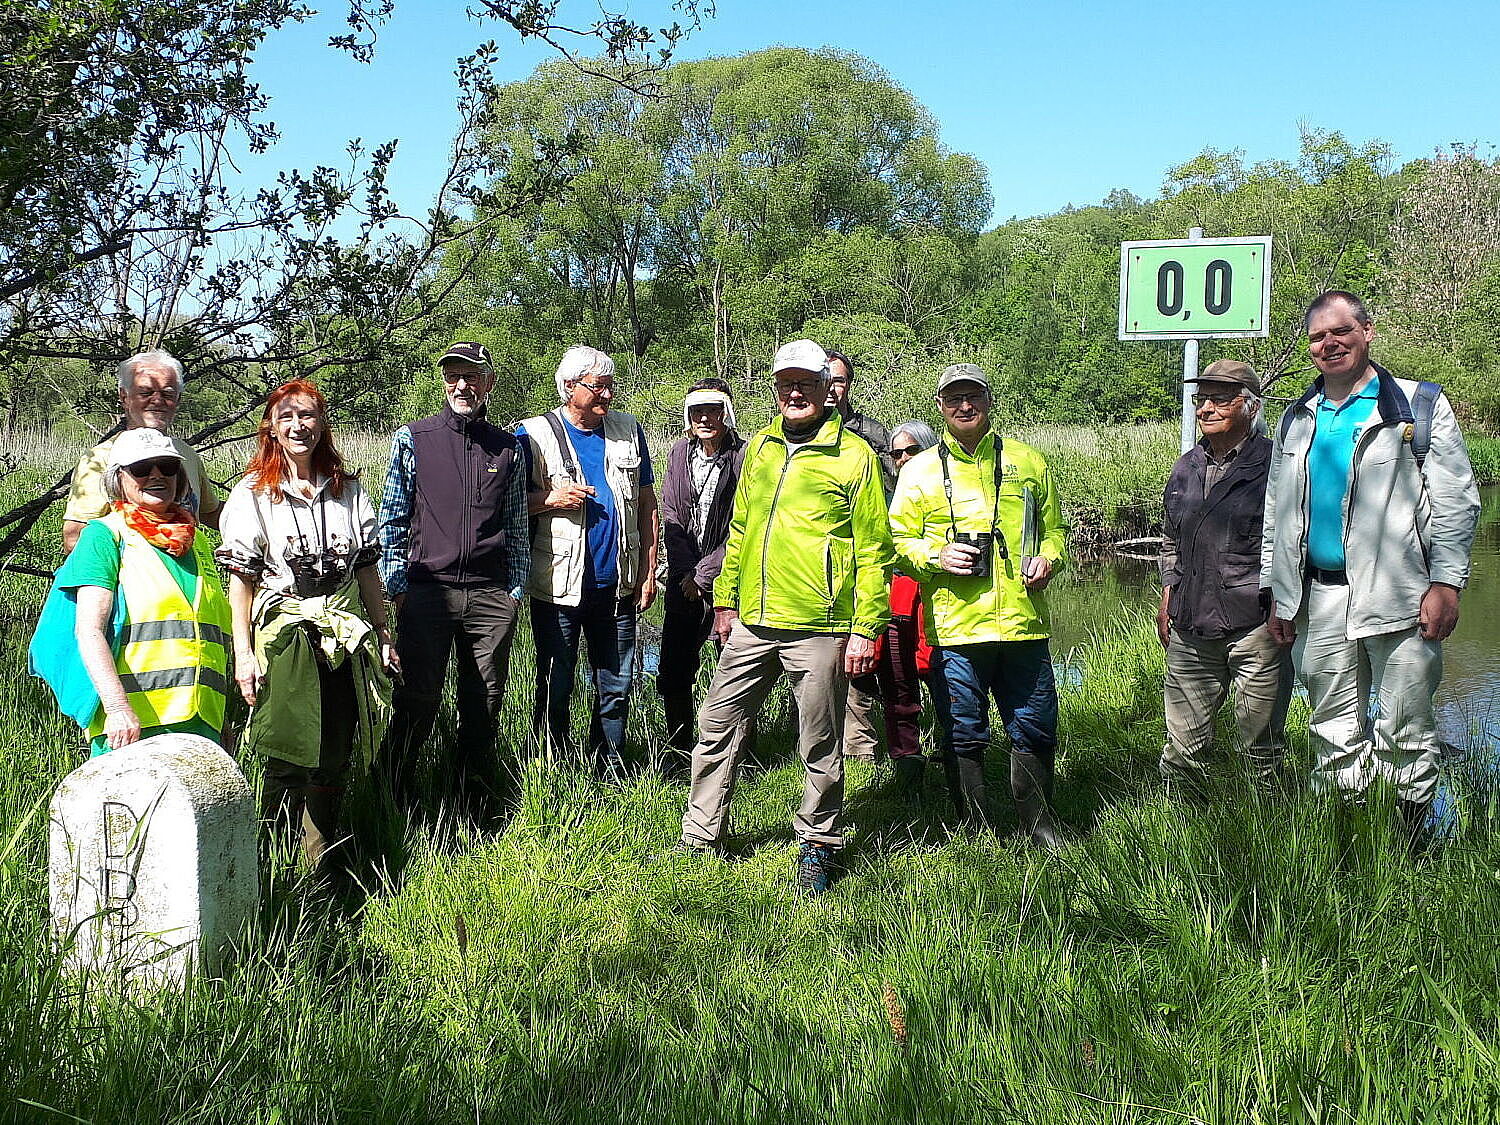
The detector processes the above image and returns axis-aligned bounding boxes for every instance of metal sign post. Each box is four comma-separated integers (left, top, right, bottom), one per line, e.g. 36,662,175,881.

1118,231,1272,453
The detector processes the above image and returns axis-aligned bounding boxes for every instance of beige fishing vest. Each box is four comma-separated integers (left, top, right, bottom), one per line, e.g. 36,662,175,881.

521,408,644,606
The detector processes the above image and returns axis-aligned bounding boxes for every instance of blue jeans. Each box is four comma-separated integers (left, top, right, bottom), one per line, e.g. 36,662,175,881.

930,640,1057,764
531,586,638,770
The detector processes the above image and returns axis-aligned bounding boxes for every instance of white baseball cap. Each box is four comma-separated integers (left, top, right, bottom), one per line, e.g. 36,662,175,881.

106,427,183,471
772,339,829,377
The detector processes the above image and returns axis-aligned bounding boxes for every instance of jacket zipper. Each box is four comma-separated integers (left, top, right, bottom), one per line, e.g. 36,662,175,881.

1341,415,1392,563
824,541,834,629
459,423,473,582
760,439,795,622
1294,406,1310,583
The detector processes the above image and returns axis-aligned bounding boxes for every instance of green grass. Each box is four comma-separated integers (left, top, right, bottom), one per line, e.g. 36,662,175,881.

7,428,1500,1122
7,581,1500,1121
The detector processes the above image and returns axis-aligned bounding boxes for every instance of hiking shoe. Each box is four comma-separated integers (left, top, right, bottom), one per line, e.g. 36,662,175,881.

795,841,837,895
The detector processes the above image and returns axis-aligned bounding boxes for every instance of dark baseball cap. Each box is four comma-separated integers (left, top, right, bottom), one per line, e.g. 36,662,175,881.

1187,359,1260,395
438,342,492,370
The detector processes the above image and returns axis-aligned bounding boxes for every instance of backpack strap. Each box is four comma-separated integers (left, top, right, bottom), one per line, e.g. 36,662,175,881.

1410,380,1442,469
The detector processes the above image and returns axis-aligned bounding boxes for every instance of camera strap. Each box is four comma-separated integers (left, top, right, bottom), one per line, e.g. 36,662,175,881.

285,485,334,583
936,435,1007,559
544,409,581,480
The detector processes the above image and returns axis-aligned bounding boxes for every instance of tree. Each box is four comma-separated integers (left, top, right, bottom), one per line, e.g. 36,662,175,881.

438,44,990,427
0,0,710,572
1383,144,1500,348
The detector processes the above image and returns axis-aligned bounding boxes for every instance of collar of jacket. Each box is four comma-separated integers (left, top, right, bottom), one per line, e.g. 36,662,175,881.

1291,361,1414,426
1190,432,1271,474
939,428,996,462
766,411,843,448
440,401,489,434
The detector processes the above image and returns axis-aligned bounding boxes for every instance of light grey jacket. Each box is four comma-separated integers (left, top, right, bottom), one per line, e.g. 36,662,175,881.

1261,363,1479,639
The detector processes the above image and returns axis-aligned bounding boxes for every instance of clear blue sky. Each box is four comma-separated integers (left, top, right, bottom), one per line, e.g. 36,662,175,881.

241,0,1500,227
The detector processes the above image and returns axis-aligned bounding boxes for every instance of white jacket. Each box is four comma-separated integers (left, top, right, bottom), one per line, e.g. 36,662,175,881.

1261,364,1479,639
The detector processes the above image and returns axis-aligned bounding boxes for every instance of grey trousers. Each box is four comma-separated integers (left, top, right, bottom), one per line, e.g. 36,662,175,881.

1294,579,1443,803
839,678,882,762
681,622,849,848
1161,622,1292,787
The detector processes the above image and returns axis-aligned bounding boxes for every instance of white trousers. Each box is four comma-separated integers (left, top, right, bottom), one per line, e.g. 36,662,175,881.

1293,579,1443,804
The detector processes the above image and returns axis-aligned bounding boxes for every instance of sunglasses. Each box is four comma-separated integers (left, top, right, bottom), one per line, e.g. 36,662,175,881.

891,445,920,460
938,391,986,408
124,458,181,480
441,368,489,384
1192,391,1243,407
773,379,823,397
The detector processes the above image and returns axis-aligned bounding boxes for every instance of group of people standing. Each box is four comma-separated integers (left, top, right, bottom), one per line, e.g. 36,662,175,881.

30,287,1480,896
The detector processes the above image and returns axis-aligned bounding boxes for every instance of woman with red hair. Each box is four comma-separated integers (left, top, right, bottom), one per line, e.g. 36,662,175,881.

217,381,397,880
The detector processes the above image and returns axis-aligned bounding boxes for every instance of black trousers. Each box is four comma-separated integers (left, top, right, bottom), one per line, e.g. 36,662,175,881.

656,578,715,758
380,581,518,811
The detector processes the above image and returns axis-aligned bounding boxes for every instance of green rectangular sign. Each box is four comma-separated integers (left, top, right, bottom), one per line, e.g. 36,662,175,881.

1118,236,1271,339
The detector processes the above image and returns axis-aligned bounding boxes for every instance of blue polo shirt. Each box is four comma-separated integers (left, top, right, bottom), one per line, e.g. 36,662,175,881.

1306,379,1379,570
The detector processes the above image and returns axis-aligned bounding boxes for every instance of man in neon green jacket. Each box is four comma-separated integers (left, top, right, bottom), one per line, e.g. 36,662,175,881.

680,338,894,894
888,363,1069,845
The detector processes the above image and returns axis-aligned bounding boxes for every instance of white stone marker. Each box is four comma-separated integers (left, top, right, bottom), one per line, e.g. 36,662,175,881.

50,733,257,987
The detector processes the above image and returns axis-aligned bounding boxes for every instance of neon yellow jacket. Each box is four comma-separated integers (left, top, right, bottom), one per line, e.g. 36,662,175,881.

714,413,894,638
86,511,232,741
888,430,1067,645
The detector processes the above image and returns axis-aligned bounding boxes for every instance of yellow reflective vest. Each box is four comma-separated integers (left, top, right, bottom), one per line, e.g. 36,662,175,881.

888,431,1067,646
85,511,231,741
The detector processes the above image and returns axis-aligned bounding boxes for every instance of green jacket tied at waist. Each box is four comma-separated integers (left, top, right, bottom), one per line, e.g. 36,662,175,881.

240,581,391,770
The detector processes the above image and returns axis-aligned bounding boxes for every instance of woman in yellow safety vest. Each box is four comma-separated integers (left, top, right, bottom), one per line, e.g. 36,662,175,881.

65,427,232,755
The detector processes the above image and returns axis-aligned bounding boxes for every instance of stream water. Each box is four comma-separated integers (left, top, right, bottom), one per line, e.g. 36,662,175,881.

1047,484,1500,750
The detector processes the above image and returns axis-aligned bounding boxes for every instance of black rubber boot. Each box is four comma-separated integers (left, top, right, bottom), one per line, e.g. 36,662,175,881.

892,756,925,801
948,755,991,832
1395,798,1437,859
659,690,695,780
1010,753,1063,850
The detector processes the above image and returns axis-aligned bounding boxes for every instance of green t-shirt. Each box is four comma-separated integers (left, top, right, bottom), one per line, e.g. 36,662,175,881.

61,521,217,756
63,519,200,602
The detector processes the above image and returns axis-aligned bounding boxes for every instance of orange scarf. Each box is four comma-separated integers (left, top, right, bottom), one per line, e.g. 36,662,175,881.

114,501,197,557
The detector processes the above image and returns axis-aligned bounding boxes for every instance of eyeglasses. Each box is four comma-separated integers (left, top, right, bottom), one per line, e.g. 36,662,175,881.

123,458,181,480
577,380,616,396
773,379,823,397
441,368,489,384
891,445,920,461
938,391,986,408
1192,391,1244,408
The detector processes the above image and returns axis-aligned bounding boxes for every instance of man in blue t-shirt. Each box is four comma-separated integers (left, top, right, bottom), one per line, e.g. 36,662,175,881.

1263,291,1479,851
517,346,659,778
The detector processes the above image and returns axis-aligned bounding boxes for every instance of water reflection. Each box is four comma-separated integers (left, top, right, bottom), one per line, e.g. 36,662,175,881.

1047,485,1500,750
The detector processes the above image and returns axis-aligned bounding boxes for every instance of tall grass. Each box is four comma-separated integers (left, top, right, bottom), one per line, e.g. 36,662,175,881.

7,427,1500,1122
6,578,1500,1121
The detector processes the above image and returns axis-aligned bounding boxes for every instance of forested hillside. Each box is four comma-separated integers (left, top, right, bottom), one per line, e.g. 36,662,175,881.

6,46,1500,445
